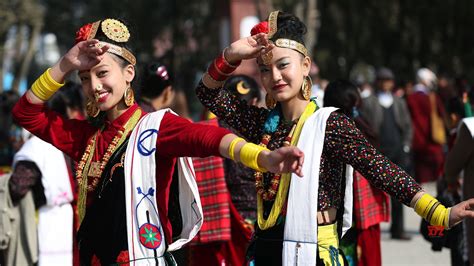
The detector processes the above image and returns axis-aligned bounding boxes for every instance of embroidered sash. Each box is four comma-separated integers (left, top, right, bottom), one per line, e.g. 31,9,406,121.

124,109,203,265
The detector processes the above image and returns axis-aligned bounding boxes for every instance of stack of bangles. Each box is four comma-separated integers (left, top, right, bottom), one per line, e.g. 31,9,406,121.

229,137,268,173
414,193,451,229
31,68,65,101
203,48,241,88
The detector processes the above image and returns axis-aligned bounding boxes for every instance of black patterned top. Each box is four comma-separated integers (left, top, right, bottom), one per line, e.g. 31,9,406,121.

196,81,422,210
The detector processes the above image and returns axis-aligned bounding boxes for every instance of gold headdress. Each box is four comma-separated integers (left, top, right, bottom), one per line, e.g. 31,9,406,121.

252,11,309,65
75,19,136,65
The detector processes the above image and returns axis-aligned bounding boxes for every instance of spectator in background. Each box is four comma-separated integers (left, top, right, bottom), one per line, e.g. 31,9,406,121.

360,67,413,240
325,79,390,266
137,61,175,112
5,82,83,266
444,115,474,265
407,68,447,183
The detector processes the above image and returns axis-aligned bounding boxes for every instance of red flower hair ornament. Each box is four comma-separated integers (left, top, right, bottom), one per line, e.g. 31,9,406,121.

250,21,269,36
75,23,94,44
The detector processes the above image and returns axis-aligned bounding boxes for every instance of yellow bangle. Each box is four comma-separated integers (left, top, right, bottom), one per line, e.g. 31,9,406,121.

414,193,450,228
240,143,268,172
228,137,245,161
31,68,64,101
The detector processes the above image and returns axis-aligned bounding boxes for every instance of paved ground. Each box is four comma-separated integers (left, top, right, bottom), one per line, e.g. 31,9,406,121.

380,181,451,265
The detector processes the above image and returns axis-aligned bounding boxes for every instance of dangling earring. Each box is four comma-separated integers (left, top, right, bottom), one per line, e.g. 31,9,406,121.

265,93,276,109
124,86,135,107
86,99,100,118
300,76,312,100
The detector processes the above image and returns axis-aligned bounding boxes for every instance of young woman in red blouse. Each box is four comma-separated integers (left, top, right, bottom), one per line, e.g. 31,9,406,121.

12,18,304,265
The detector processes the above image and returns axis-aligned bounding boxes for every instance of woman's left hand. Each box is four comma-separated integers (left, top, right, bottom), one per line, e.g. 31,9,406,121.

449,198,474,227
259,146,304,177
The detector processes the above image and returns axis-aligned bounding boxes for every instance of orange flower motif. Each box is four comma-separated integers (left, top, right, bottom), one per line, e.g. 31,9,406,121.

75,23,93,44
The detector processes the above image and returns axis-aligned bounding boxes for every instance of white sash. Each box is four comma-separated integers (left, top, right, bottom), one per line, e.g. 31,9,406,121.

283,107,353,265
14,136,73,266
125,110,203,265
460,117,474,138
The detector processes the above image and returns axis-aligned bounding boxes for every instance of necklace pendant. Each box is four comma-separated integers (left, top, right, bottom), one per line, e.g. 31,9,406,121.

88,161,102,177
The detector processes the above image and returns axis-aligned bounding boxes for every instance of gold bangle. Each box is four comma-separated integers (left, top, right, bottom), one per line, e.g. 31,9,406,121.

414,193,450,228
31,68,65,101
240,143,268,172
229,137,245,161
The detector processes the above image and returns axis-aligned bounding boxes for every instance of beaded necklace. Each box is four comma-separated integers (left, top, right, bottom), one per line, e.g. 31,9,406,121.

257,100,317,230
77,109,142,224
255,123,297,201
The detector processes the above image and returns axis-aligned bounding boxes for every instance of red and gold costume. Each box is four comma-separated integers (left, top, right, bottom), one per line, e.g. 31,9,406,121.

12,95,230,264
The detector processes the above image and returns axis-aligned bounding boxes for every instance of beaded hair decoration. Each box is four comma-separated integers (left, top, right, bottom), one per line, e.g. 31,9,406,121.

251,11,309,65
75,18,136,65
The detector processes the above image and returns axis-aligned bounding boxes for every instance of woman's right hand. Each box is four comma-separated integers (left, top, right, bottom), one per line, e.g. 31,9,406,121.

224,33,274,64
60,39,109,73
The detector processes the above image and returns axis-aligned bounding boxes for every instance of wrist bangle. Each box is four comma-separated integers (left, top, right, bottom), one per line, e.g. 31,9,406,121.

414,193,450,228
31,68,65,101
240,143,268,172
202,72,224,89
208,63,227,81
229,137,245,161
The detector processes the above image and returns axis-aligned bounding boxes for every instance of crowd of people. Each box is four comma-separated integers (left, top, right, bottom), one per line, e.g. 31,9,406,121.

0,10,474,266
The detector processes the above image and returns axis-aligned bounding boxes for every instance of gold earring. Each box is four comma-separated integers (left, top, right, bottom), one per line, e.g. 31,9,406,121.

301,76,312,101
86,99,100,118
265,93,276,109
124,86,135,107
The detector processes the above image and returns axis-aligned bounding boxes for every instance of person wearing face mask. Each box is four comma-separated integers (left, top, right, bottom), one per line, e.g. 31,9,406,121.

11,18,305,265
196,10,474,266
359,67,413,241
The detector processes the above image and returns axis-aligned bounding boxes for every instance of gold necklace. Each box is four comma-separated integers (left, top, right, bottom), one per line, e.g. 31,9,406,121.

77,109,142,225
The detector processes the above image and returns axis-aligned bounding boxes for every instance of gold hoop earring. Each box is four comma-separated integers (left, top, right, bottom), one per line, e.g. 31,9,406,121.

86,99,100,118
301,76,312,101
265,93,276,109
124,86,135,107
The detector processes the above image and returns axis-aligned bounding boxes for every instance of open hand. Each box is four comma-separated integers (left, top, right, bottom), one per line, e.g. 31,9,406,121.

61,39,109,72
224,33,275,63
449,198,474,227
259,146,304,177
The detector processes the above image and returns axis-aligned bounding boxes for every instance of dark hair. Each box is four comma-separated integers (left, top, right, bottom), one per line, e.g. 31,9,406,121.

48,82,84,117
271,11,307,46
223,75,261,103
139,61,173,99
323,79,360,118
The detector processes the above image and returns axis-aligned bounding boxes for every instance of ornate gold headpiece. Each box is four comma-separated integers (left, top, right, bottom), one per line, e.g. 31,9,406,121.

75,19,136,65
258,11,309,65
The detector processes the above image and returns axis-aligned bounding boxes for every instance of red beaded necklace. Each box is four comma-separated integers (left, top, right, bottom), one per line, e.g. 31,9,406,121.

255,122,297,201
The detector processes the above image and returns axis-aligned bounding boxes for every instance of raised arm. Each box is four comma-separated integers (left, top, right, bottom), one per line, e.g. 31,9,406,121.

12,40,108,160
196,33,275,143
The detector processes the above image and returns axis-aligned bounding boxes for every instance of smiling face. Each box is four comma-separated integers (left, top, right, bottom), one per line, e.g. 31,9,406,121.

79,53,135,120
258,46,310,104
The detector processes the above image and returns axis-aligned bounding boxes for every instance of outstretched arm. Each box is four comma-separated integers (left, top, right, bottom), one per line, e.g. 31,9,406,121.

218,133,304,176
325,112,474,228
157,113,303,176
